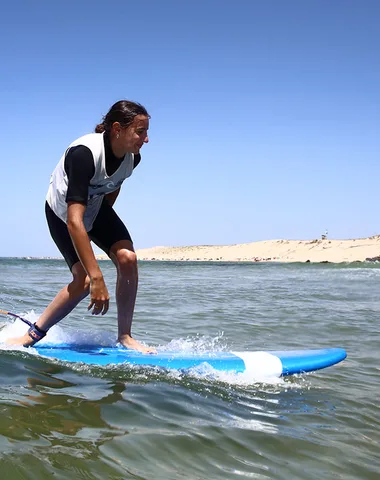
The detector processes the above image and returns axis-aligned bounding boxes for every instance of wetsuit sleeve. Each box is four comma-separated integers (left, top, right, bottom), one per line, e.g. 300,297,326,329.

133,153,141,169
64,146,95,205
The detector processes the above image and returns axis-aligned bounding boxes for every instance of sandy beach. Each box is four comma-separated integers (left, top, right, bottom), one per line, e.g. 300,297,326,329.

97,236,380,263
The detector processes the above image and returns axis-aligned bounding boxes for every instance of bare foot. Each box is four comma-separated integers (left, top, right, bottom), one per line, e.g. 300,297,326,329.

6,332,36,347
118,334,156,354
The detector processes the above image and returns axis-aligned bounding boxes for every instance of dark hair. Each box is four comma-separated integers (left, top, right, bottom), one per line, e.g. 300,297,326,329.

95,100,150,133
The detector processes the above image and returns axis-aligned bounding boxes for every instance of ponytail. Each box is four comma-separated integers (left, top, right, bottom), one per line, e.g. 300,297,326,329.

95,123,106,133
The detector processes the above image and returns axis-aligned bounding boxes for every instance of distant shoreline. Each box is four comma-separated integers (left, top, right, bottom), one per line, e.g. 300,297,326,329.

12,236,380,264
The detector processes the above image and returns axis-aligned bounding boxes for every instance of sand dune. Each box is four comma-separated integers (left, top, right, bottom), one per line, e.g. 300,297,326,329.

96,236,380,263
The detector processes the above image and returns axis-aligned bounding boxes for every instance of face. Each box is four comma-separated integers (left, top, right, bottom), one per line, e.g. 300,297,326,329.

116,115,149,155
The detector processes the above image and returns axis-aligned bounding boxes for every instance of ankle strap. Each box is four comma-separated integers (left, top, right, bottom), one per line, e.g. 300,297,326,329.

28,324,47,343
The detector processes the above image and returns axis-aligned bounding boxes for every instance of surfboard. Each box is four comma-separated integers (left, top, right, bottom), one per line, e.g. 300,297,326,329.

35,345,347,377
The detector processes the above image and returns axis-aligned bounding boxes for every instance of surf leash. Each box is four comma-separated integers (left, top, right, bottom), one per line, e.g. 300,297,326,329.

0,309,47,342
0,309,33,327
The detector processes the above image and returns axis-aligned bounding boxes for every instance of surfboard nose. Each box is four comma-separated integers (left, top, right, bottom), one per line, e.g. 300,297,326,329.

269,348,347,376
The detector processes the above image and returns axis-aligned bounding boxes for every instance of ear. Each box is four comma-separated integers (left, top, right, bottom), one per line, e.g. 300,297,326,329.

111,122,122,135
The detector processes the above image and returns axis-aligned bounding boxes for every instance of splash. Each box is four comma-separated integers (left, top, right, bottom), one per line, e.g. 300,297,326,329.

159,332,228,353
0,311,116,347
172,362,285,386
0,311,310,388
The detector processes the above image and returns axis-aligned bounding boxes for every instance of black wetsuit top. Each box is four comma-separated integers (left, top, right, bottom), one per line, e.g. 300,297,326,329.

64,132,141,205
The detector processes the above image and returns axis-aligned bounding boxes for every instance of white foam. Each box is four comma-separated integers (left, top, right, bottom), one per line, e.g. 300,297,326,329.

159,332,228,354
0,314,290,386
0,311,116,348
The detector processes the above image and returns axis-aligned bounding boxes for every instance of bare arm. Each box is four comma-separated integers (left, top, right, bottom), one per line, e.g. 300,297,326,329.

67,201,109,314
67,202,102,279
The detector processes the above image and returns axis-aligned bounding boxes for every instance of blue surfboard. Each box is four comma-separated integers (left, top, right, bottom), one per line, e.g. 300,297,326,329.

35,345,347,377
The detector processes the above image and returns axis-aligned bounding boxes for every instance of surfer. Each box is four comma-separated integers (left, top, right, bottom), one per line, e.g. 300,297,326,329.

8,100,155,353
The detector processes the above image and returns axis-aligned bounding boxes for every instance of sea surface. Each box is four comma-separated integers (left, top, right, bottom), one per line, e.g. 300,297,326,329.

0,258,379,479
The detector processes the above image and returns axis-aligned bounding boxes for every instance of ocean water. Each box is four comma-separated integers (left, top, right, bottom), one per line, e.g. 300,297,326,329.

0,258,379,479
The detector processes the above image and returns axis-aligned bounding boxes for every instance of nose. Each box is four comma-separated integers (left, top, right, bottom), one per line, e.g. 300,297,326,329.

144,135,149,144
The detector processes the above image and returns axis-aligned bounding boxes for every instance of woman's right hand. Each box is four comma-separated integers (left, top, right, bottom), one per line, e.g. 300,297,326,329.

88,276,110,315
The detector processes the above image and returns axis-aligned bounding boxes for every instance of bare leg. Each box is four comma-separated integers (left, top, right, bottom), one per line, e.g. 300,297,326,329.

7,262,90,347
110,240,155,353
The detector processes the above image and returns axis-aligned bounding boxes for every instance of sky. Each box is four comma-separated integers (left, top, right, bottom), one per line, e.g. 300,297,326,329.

0,0,379,257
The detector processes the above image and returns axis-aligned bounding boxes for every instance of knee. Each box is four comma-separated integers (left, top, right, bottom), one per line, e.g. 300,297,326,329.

70,273,91,294
116,249,138,276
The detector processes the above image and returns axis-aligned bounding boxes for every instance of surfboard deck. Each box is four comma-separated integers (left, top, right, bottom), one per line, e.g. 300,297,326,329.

35,345,347,377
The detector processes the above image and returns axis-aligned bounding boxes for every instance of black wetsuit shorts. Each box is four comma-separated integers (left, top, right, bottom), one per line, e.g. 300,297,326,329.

45,199,132,271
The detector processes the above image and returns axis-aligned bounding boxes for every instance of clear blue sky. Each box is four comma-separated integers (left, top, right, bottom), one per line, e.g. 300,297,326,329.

1,0,379,257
